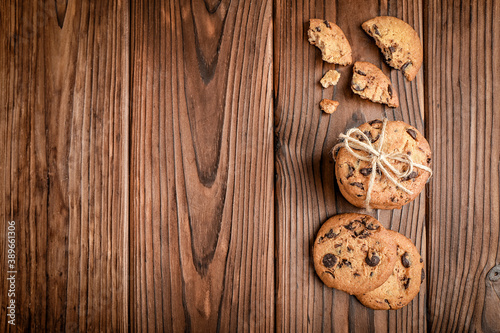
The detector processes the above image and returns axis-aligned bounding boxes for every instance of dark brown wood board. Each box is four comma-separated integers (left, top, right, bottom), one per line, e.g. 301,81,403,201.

425,0,500,331
0,0,129,332
129,0,274,331
0,0,499,332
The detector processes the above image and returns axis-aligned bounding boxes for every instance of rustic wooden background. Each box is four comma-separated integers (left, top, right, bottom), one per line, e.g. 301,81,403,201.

1,0,499,332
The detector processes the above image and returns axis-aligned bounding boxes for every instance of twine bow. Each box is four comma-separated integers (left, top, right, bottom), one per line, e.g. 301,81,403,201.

333,118,432,208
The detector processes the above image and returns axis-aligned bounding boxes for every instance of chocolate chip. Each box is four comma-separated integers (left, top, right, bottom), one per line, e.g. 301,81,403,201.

402,171,418,181
345,221,356,230
325,229,339,239
406,128,418,140
360,168,372,176
390,197,397,203
363,130,372,141
354,273,360,277
317,236,324,244
334,243,342,248
363,131,381,143
427,157,432,164
401,252,411,268
355,133,367,142
365,252,380,266
365,223,380,231
420,258,423,263
347,246,353,252
421,268,425,283
342,259,352,268
346,164,355,179
373,24,380,36
350,182,365,190
357,230,371,239
352,83,366,91
315,26,321,32
355,69,367,76
407,151,412,156
322,254,337,268
324,271,335,279
369,119,383,126
384,299,392,309
389,45,396,53
324,20,331,28
370,272,374,277
401,61,412,72
402,277,411,290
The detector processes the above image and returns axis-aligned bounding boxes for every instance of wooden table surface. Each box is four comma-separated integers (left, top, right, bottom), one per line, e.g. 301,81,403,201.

1,0,499,332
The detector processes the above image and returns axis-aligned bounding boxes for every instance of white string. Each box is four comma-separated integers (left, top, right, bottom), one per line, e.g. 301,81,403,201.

333,119,433,208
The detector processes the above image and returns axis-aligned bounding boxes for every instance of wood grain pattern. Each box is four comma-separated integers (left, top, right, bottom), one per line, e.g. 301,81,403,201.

0,1,129,331
274,0,427,331
425,0,500,331
1,0,500,331
129,0,274,331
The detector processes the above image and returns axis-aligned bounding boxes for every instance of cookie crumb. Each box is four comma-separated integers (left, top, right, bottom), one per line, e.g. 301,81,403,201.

320,99,339,114
320,70,341,88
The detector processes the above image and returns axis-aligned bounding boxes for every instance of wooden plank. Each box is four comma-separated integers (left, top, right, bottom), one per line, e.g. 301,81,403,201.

129,0,274,331
0,1,129,331
424,0,500,331
274,0,427,331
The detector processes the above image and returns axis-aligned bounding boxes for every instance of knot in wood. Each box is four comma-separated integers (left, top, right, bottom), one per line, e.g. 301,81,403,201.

487,265,500,282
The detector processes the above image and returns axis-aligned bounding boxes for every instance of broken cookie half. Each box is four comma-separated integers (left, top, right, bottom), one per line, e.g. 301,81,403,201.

351,61,399,108
308,19,352,65
362,16,423,81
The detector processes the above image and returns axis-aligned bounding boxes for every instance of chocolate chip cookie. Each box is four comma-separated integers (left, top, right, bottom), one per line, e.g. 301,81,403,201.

334,119,432,209
313,214,397,295
356,230,425,310
362,16,423,81
308,19,352,65
351,61,399,108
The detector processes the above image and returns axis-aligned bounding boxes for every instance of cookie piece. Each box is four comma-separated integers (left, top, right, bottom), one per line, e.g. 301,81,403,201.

308,19,352,65
334,119,432,209
351,61,399,108
362,16,423,81
320,99,339,114
313,214,397,295
320,69,341,88
356,230,425,310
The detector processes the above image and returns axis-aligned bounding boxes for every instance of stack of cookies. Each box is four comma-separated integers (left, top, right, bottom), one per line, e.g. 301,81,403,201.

313,213,424,310
334,119,432,209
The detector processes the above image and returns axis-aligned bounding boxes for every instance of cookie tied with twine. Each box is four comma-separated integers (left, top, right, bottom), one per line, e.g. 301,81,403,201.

333,119,432,210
